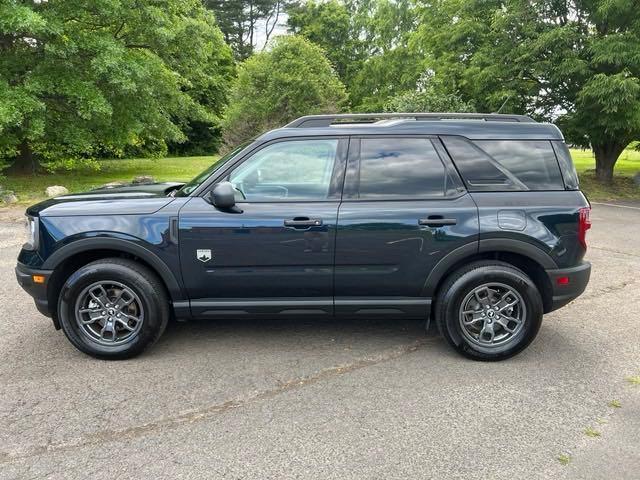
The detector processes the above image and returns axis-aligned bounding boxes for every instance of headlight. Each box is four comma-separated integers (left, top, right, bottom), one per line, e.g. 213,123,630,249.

23,216,39,251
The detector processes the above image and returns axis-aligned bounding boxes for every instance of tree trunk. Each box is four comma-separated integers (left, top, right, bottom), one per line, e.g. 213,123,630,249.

6,141,39,175
592,142,626,184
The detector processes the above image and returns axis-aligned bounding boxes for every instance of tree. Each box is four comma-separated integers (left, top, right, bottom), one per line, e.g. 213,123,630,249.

412,0,640,183
204,0,285,60
222,35,347,147
286,0,422,111
287,0,364,83
0,0,233,173
384,73,475,113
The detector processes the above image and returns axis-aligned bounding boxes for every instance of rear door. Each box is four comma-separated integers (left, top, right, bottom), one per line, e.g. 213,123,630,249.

334,136,479,316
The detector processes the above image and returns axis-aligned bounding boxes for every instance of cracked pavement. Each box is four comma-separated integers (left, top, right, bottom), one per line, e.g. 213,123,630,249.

0,203,639,479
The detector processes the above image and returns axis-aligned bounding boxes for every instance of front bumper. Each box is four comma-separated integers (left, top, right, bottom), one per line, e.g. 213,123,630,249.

16,262,54,319
546,261,591,312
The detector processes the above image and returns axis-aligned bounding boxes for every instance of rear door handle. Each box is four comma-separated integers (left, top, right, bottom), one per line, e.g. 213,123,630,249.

418,217,457,227
284,217,323,228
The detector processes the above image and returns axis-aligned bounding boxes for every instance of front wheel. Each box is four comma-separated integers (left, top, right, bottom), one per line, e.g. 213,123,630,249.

58,258,170,359
435,261,543,361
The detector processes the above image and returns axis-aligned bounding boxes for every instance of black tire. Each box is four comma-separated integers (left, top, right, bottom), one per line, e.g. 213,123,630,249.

434,260,543,361
57,258,170,359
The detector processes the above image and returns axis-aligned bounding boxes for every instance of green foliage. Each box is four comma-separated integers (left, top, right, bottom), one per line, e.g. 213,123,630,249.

557,454,571,466
411,0,640,182
222,35,347,147
584,426,601,438
385,73,475,113
42,157,101,174
287,0,361,82
0,0,234,172
287,0,422,111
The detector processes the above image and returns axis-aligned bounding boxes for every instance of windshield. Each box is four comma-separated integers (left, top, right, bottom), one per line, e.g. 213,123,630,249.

175,142,250,196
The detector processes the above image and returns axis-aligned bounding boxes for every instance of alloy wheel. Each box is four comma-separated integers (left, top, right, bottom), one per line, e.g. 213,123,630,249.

74,281,144,346
458,282,526,349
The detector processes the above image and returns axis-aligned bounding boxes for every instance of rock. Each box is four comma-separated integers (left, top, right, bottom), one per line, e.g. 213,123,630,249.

132,175,154,185
102,181,124,189
2,192,18,204
45,185,69,197
633,172,640,187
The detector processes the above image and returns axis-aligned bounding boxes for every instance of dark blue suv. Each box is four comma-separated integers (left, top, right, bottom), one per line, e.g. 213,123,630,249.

15,113,591,360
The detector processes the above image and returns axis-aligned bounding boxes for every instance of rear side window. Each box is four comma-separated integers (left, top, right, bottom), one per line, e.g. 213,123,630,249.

357,138,447,198
551,141,579,190
442,137,565,191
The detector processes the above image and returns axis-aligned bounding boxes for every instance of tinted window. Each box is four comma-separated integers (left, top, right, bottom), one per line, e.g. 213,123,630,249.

441,137,517,190
358,138,446,198
475,140,564,190
551,141,579,189
442,137,564,191
228,139,338,201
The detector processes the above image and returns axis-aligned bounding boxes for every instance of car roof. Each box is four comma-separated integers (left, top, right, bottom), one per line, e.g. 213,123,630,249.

257,113,564,142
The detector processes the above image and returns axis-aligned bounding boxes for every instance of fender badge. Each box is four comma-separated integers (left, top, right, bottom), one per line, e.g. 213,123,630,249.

196,249,212,263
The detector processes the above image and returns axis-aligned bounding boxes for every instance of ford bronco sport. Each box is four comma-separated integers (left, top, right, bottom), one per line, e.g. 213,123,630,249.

16,113,591,361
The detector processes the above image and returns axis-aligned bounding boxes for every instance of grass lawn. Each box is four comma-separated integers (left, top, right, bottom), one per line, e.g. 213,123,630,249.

1,156,219,205
570,148,640,202
1,148,638,205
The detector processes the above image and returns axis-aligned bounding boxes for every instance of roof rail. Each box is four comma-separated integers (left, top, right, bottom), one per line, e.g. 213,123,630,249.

285,112,536,128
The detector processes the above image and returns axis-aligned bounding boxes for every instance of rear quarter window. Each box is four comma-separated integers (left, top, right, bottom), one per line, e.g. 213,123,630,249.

551,141,579,190
441,137,565,191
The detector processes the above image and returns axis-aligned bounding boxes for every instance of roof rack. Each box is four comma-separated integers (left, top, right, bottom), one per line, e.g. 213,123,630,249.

285,112,536,128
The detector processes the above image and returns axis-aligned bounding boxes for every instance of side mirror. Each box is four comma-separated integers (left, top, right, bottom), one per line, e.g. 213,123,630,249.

209,181,242,213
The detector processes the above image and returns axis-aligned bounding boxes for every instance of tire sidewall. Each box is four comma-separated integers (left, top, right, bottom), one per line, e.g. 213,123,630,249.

440,265,543,361
58,262,165,359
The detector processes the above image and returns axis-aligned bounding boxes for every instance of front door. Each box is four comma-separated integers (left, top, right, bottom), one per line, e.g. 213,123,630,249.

334,136,479,316
179,137,348,317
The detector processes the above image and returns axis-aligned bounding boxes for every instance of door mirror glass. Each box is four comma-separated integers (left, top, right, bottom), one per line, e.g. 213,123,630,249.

210,181,241,212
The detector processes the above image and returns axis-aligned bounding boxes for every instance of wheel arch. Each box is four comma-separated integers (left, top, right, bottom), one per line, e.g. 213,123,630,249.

44,238,186,327
424,240,556,314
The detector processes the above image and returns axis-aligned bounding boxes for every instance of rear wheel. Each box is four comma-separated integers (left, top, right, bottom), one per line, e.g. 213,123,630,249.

58,258,170,359
435,261,543,361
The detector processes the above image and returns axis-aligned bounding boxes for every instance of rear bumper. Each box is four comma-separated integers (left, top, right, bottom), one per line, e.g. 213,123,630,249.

546,261,591,312
15,262,53,318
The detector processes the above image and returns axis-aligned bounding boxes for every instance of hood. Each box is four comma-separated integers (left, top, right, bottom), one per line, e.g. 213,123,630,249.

26,182,185,217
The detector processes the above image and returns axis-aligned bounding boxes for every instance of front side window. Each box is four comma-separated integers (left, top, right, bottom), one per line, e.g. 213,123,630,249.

357,138,447,199
228,139,339,201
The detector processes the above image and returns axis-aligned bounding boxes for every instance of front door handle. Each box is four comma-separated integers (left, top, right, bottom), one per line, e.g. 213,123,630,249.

284,217,323,229
418,216,457,227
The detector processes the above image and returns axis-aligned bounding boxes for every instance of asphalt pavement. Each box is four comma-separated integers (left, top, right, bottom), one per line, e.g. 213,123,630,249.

0,203,638,479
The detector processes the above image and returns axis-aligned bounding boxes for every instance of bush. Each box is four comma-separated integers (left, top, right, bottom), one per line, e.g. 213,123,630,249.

384,72,474,113
222,36,347,148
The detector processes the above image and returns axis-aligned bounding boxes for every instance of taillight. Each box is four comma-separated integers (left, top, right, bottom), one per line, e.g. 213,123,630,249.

578,207,591,250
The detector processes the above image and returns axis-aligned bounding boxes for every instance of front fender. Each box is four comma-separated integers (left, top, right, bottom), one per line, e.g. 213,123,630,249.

41,236,185,303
